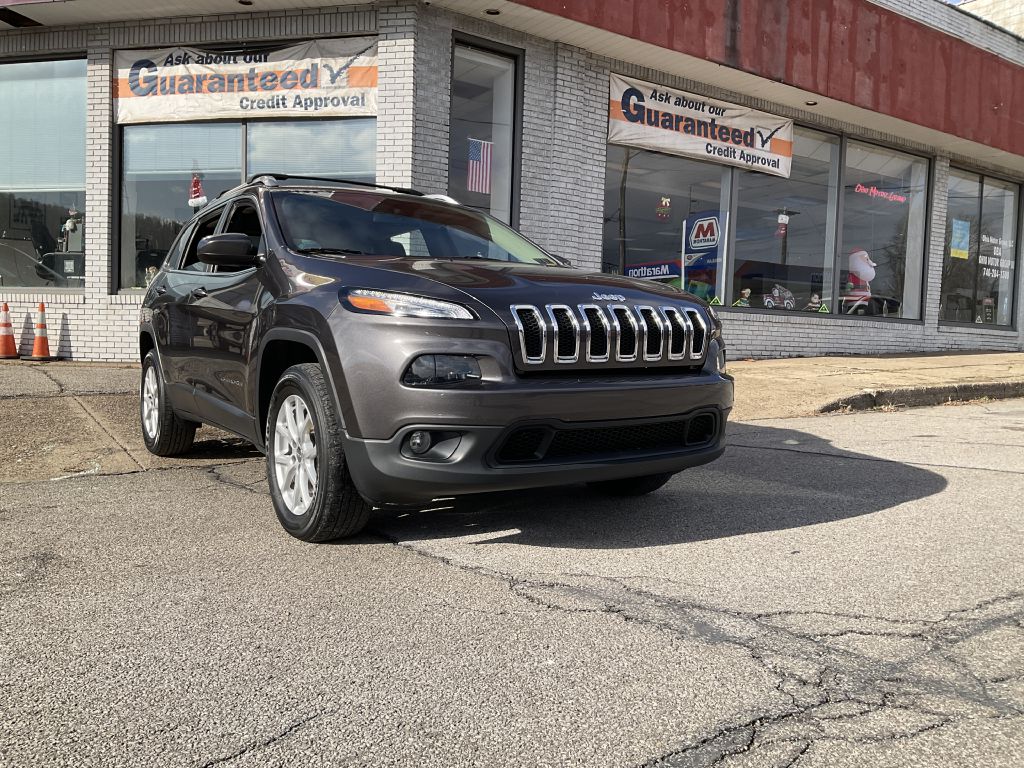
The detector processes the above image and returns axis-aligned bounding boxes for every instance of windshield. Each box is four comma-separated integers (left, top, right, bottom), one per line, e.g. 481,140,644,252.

271,189,567,266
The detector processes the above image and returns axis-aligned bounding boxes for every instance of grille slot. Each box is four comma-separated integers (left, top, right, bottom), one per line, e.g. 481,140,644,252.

579,305,610,362
512,305,546,364
610,305,638,361
662,307,689,359
547,305,580,363
637,306,663,361
686,309,707,359
494,411,720,465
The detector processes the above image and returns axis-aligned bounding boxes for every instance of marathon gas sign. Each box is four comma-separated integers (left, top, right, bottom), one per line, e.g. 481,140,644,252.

113,37,377,124
609,74,793,178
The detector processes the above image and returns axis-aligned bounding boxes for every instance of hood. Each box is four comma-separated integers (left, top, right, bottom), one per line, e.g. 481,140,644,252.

344,256,708,313
344,257,715,372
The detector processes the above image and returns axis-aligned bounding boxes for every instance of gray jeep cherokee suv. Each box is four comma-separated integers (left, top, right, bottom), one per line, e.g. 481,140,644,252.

139,174,733,542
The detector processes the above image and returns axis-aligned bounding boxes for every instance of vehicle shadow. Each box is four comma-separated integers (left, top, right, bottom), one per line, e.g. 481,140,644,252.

372,422,948,549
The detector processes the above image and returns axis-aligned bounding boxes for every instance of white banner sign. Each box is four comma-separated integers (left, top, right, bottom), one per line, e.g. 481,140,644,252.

608,73,793,178
114,37,377,124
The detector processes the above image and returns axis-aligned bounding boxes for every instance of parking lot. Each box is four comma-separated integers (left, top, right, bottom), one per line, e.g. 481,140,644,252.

1,365,1023,767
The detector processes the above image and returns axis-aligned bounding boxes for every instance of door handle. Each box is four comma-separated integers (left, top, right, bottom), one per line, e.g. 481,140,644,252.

190,286,209,299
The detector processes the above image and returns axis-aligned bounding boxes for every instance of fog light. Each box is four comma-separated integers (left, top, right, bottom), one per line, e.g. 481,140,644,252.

408,430,432,455
403,355,482,386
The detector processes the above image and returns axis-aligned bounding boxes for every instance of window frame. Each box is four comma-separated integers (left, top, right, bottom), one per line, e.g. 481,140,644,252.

448,33,525,228
938,166,1021,331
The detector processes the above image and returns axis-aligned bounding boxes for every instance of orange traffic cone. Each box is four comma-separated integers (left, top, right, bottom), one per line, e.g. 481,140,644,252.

23,302,57,362
0,302,19,359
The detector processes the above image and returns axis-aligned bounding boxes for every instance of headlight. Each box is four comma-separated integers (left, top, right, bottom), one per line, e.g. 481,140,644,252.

403,355,482,387
344,289,475,320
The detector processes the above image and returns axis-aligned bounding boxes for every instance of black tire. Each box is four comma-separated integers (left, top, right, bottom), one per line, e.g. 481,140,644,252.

265,363,371,542
588,472,675,497
140,350,196,456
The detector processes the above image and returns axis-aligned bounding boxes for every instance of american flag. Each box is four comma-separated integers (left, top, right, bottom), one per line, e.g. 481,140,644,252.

467,138,493,194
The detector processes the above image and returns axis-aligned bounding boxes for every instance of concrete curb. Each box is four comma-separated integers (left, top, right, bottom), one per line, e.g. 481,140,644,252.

817,380,1024,414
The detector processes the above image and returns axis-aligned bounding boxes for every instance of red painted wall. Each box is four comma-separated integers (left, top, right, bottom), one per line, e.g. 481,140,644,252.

510,0,1024,157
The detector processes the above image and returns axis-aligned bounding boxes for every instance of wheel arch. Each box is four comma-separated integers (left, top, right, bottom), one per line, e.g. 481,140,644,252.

257,329,348,448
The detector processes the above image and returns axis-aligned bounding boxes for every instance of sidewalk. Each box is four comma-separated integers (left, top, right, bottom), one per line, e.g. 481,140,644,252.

2,352,1023,481
727,351,1024,421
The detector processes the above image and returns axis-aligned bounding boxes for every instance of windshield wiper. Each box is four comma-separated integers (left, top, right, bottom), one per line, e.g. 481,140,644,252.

295,247,365,256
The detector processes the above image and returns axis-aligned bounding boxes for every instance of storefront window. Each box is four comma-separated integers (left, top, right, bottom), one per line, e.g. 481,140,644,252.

602,146,730,300
247,119,376,181
120,123,243,289
120,119,376,289
839,142,928,319
731,128,839,312
0,59,86,289
448,44,516,224
941,170,1017,326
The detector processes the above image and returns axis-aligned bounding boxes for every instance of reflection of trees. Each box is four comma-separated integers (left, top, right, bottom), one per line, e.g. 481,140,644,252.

130,213,183,252
877,229,907,297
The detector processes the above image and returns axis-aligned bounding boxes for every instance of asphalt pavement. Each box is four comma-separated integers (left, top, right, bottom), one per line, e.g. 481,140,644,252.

2,394,1023,766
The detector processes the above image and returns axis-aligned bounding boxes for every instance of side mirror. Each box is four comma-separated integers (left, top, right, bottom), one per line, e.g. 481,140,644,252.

197,233,262,267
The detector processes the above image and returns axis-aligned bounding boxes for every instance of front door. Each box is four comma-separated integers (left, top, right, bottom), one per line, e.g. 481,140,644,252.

186,197,266,442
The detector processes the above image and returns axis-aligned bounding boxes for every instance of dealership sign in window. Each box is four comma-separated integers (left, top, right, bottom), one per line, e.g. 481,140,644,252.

114,37,377,124
608,74,793,178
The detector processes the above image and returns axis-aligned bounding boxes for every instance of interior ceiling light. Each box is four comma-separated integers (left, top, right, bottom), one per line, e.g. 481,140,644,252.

805,100,818,106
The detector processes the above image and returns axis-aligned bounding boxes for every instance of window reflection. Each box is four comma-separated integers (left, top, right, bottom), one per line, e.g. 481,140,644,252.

941,170,1017,325
840,142,928,319
448,45,516,223
120,119,376,289
731,128,838,312
0,59,87,288
602,145,729,301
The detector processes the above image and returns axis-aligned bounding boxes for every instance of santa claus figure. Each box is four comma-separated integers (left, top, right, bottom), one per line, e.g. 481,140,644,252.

846,249,876,298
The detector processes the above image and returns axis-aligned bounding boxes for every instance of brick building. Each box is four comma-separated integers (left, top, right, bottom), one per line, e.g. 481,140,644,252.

1,0,1022,360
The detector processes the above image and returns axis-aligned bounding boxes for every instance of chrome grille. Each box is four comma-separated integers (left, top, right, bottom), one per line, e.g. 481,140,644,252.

509,303,709,366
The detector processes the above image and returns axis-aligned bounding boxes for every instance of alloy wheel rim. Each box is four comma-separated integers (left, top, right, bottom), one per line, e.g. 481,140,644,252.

142,366,159,439
273,394,318,516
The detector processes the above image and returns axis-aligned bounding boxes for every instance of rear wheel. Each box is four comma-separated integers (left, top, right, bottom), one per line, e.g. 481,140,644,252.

588,472,674,497
265,363,371,542
140,350,196,456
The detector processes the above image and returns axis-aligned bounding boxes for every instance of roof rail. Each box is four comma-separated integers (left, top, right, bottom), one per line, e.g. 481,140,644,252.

246,173,424,196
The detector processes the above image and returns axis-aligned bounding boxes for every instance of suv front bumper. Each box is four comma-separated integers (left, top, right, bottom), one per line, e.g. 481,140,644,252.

342,371,733,505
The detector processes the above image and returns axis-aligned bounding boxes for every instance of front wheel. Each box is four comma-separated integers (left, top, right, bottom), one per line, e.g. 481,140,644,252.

266,363,371,542
140,350,196,456
588,472,674,497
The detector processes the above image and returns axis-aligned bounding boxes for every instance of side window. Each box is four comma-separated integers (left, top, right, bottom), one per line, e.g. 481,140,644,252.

158,222,194,279
179,210,222,271
218,200,263,273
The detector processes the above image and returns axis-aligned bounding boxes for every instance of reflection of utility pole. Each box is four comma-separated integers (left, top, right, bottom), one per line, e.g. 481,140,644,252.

617,150,637,275
775,207,800,265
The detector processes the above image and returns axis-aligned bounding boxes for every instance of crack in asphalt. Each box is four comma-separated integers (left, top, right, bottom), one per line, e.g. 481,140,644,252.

196,710,328,767
370,528,1023,767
